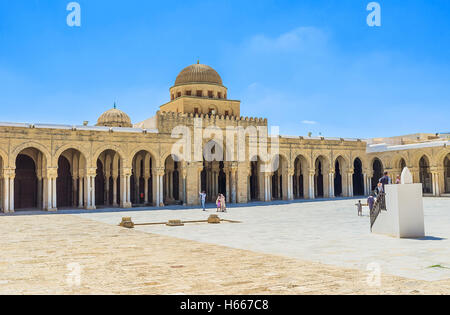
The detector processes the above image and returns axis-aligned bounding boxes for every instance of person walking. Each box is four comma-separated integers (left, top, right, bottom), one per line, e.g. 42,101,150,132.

220,194,227,212
367,195,375,212
199,191,207,211
216,195,221,212
395,175,401,184
379,172,391,189
355,200,363,216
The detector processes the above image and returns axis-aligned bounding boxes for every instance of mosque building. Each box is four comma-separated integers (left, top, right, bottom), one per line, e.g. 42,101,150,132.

0,63,449,212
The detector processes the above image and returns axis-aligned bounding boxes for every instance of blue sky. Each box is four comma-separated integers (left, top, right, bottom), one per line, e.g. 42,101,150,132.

0,0,449,138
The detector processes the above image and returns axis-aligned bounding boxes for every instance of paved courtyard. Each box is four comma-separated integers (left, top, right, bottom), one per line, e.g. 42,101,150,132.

76,198,450,282
0,198,449,294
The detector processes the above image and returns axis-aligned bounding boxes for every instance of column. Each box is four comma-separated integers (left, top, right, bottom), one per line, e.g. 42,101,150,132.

231,167,237,204
144,176,149,204
328,172,335,198
309,171,315,200
2,172,10,213
112,176,118,206
432,171,440,196
37,177,43,209
78,177,83,208
159,172,164,206
52,177,57,209
72,177,78,207
105,175,110,205
348,171,354,197
264,173,272,202
84,168,96,210
182,168,187,206
224,168,230,203
247,172,251,203
9,173,14,212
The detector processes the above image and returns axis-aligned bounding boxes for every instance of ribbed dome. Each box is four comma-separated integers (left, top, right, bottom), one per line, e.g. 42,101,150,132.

175,63,223,86
96,107,132,128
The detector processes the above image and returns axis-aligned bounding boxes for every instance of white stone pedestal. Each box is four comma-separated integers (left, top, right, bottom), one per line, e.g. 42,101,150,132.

372,184,425,238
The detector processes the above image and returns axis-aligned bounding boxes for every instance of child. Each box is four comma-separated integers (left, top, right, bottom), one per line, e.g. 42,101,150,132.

216,195,221,212
356,200,363,216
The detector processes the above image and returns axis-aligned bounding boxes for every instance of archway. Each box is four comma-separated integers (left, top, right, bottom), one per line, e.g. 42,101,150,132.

14,154,38,210
95,150,121,207
293,155,308,199
271,155,288,200
131,151,153,206
56,156,72,207
419,156,432,194
371,158,383,191
334,160,342,197
399,158,406,171
249,157,263,201
201,141,227,202
56,149,86,209
353,158,364,196
0,156,3,212
14,148,47,210
164,155,182,205
314,156,328,198
445,155,450,193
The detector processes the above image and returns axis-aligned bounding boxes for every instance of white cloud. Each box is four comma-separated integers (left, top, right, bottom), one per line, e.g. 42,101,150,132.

246,27,327,53
301,120,318,125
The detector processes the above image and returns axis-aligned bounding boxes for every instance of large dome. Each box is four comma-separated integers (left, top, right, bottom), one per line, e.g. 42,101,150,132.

96,106,132,128
174,63,223,86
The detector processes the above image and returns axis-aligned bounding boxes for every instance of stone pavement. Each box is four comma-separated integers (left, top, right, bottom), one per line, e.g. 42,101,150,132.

75,198,450,282
0,198,449,295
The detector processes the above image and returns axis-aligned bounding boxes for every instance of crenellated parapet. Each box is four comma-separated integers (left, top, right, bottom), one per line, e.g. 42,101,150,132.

157,111,268,134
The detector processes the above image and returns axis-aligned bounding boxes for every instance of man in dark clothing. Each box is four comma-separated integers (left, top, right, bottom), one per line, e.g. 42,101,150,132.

379,172,391,189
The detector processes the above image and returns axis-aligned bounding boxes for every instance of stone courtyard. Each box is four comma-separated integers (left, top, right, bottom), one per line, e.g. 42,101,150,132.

0,198,449,295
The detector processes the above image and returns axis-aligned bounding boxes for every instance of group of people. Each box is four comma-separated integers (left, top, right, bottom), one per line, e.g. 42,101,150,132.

199,191,227,212
356,171,393,216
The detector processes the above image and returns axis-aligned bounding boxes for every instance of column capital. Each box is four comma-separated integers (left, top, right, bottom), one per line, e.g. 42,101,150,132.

86,168,97,177
2,168,16,178
364,169,373,177
155,167,165,177
122,167,132,176
46,168,58,178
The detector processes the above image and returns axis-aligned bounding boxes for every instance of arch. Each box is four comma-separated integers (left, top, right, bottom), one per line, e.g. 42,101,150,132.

164,155,182,205
14,154,38,210
391,153,408,170
131,150,154,206
56,148,86,209
314,155,330,198
411,151,433,169
371,158,384,191
334,155,348,197
444,153,450,193
13,147,49,210
353,158,365,196
95,149,122,207
11,142,51,168
271,154,288,200
92,145,126,168
293,154,309,199
56,156,72,208
128,147,158,168
419,155,432,194
249,155,264,201
0,147,9,169
52,143,90,168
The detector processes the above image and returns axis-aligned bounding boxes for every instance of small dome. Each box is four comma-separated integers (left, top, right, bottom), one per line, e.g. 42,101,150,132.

175,63,223,86
96,106,132,128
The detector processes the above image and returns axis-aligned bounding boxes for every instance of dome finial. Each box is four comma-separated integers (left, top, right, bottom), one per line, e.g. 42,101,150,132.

113,102,117,109
197,59,200,64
